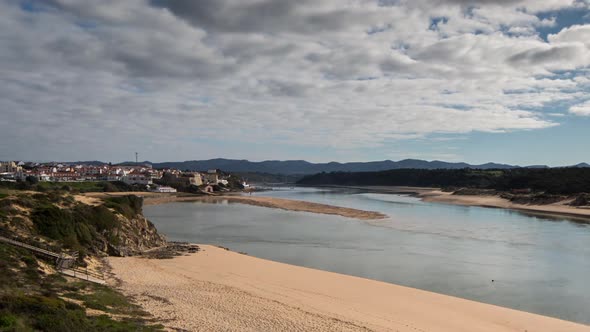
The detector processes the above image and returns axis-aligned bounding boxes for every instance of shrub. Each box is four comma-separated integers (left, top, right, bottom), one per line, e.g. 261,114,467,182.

30,203,121,252
103,196,143,219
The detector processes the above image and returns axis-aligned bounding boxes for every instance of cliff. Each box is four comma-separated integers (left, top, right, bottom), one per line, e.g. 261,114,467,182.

0,192,166,258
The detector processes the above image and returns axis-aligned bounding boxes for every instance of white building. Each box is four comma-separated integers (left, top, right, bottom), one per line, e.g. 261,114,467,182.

121,174,152,185
0,161,22,174
186,172,205,186
150,186,177,193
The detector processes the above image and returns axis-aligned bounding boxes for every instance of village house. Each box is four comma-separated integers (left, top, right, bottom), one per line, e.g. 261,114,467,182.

184,172,205,186
50,172,79,182
150,185,177,193
121,172,153,185
203,169,221,184
0,161,22,174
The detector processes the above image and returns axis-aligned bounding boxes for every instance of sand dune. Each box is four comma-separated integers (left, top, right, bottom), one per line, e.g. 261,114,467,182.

108,245,589,332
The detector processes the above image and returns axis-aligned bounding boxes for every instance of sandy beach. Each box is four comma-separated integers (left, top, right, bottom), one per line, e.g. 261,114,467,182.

314,186,590,221
108,245,589,332
419,190,590,221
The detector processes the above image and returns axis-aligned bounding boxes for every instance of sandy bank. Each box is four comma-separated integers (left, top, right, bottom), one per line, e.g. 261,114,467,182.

143,194,387,220
108,245,588,332
314,186,590,221
419,190,590,221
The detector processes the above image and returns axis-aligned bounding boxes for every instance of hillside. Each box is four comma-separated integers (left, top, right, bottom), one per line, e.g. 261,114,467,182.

150,158,522,174
0,190,167,331
297,168,590,195
46,159,590,175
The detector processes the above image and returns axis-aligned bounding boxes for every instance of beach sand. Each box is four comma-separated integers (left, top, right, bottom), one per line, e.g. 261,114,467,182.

108,245,589,332
315,186,590,221
419,190,590,221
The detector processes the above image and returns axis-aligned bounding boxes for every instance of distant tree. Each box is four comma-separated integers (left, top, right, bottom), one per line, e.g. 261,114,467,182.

25,176,39,185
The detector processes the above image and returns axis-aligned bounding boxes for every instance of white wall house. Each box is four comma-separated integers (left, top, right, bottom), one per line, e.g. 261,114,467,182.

121,174,152,185
150,186,177,193
0,161,22,173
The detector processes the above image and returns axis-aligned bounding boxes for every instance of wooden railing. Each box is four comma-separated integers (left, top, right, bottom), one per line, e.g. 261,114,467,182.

0,230,104,284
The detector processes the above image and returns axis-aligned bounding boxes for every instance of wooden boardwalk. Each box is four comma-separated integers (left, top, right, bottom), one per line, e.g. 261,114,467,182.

0,234,105,284
61,268,106,285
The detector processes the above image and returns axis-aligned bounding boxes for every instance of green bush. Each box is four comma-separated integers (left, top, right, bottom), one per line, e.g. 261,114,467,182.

30,202,121,252
0,243,164,331
0,294,87,332
0,313,23,331
103,196,143,219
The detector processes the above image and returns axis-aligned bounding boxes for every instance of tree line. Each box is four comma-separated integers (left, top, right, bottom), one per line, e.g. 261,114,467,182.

297,168,590,194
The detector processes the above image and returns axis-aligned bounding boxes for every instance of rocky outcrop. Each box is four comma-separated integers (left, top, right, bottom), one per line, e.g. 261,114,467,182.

107,215,166,257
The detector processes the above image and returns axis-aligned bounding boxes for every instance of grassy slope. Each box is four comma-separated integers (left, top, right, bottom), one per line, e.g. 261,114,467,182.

0,243,163,331
0,181,135,194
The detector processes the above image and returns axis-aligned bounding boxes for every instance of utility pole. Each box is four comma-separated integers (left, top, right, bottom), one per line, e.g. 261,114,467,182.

135,152,138,164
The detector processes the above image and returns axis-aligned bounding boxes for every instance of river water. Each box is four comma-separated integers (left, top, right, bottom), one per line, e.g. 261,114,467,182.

143,187,590,324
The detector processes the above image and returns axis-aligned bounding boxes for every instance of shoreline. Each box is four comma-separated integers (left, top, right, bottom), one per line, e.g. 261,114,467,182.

108,245,589,331
418,190,590,222
84,186,590,222
311,185,590,222
142,194,388,220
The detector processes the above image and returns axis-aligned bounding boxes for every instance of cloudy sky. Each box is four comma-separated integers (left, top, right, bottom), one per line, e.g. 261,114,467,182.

1,0,589,165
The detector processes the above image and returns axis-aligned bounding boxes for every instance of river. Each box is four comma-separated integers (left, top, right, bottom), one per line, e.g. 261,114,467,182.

143,187,590,324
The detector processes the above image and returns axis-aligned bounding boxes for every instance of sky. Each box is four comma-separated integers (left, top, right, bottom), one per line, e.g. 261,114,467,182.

1,0,589,166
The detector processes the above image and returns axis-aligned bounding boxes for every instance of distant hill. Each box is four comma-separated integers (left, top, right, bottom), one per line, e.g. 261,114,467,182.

149,158,523,175
297,168,590,195
572,162,590,168
58,158,590,174
68,160,108,166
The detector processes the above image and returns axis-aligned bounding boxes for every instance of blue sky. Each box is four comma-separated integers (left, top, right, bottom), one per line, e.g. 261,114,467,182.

1,0,589,166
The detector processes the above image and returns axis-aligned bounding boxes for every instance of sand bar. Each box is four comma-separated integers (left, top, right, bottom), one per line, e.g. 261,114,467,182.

142,194,387,220
108,245,589,332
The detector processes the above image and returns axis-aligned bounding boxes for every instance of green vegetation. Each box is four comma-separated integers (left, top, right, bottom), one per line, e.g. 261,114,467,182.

31,204,120,254
0,180,136,194
298,168,590,195
235,172,301,184
103,196,143,219
0,244,163,331
225,174,245,189
0,244,41,291
64,284,148,316
0,190,166,332
0,192,144,257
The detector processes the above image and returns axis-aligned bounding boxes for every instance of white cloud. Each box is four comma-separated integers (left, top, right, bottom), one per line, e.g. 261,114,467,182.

549,24,590,47
569,101,590,116
0,0,589,161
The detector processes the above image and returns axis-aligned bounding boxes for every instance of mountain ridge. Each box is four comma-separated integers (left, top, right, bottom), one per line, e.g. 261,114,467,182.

135,158,581,174
56,158,590,175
